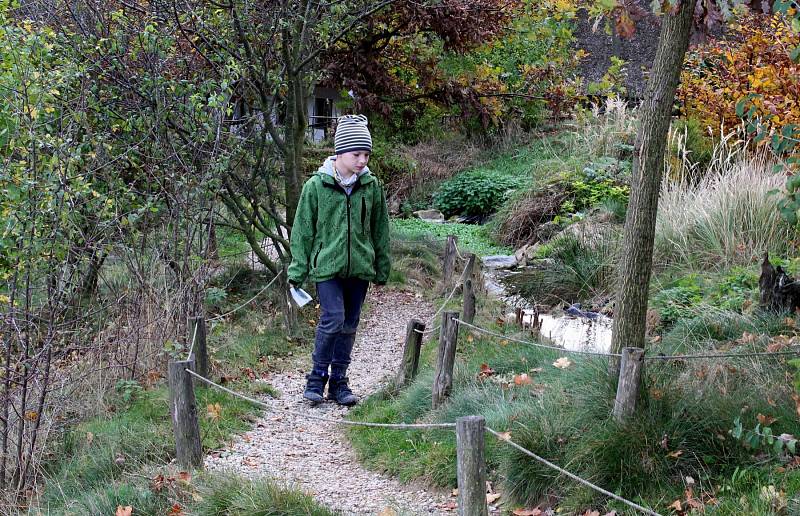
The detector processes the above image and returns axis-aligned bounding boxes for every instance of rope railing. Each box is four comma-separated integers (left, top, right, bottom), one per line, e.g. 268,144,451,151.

456,318,800,362
185,368,455,430
455,318,622,358
206,270,284,323
485,427,663,516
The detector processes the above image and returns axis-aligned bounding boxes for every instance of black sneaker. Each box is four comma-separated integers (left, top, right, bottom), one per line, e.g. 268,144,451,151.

303,373,328,404
327,376,358,406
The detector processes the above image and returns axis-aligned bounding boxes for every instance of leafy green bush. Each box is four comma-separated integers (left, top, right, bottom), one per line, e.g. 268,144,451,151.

652,275,704,326
433,171,523,218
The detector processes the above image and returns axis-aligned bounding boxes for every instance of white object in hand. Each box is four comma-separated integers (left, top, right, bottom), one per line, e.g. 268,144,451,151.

290,286,313,308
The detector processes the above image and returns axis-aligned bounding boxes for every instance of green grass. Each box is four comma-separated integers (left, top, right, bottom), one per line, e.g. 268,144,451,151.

391,219,511,256
347,308,800,514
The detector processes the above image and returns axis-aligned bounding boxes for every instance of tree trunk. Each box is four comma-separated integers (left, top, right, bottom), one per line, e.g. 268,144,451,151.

610,0,697,355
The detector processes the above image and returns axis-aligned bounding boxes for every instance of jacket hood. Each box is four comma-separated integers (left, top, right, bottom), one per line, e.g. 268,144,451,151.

316,156,372,181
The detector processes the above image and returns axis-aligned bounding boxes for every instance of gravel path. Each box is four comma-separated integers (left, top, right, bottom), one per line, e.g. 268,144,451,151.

205,288,452,515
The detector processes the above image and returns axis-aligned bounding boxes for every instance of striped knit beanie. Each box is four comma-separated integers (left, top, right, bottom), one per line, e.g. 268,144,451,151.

334,114,372,155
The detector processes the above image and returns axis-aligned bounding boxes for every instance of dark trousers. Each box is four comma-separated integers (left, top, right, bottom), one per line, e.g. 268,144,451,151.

312,277,369,379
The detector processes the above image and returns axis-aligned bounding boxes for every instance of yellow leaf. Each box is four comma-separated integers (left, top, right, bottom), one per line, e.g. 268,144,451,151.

552,357,572,369
206,403,222,421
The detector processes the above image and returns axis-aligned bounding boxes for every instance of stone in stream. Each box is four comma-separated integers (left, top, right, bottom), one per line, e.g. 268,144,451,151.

482,255,518,269
412,209,445,223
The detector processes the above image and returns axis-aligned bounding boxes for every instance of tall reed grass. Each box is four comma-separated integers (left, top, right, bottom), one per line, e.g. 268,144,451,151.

655,142,795,269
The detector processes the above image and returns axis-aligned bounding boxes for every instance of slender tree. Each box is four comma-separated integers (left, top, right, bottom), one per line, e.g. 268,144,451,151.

609,0,698,354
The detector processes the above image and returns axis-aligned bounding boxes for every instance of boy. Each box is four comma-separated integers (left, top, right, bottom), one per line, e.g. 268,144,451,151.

287,114,391,406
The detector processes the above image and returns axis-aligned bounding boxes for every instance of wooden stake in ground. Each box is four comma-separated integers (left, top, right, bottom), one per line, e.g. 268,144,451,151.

456,415,488,516
432,311,459,409
612,347,645,422
189,316,208,379
463,278,476,325
396,319,425,389
442,235,458,294
168,359,203,468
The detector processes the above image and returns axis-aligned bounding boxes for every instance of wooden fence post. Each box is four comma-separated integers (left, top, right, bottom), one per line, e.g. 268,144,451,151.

396,319,425,388
442,235,458,294
432,311,459,409
612,347,645,422
189,316,208,379
456,415,488,516
463,278,476,325
168,359,203,468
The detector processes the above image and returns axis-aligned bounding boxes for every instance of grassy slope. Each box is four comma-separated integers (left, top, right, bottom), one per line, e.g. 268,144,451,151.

30,233,335,515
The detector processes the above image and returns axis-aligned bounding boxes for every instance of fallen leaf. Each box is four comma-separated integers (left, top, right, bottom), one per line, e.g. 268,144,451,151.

478,363,496,379
487,492,502,503
242,456,259,467
497,431,512,441
451,488,458,497
467,334,474,343
650,388,664,400
512,509,542,516
500,339,509,346
86,432,94,445
24,411,38,421
739,331,758,344
116,506,133,516
582,511,600,516
377,507,398,516
667,499,682,511
169,504,183,515
552,357,572,369
758,413,777,426
178,471,191,484
514,373,533,385
207,403,222,421
667,450,684,458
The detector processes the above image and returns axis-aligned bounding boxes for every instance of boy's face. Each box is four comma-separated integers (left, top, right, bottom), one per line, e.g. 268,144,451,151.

336,151,371,177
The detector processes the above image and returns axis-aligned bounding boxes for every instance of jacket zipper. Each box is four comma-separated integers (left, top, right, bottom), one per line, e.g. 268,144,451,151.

346,196,352,276
361,196,367,235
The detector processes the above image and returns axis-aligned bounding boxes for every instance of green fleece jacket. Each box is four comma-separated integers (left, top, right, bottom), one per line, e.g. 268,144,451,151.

288,165,391,286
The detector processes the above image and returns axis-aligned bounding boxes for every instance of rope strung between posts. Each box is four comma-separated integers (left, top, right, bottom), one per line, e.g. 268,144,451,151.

456,319,800,361
455,318,622,358
185,369,455,430
485,427,663,516
645,347,800,360
206,270,283,323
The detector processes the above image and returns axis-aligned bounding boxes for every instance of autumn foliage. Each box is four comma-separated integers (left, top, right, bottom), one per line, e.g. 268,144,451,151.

679,12,800,142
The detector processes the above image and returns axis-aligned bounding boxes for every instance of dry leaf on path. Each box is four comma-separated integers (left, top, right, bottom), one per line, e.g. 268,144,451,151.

168,504,183,515
178,471,191,484
377,507,398,516
116,506,133,516
552,357,572,369
668,499,682,511
667,450,684,458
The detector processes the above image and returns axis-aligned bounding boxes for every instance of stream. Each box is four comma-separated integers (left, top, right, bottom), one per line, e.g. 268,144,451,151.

482,262,613,355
